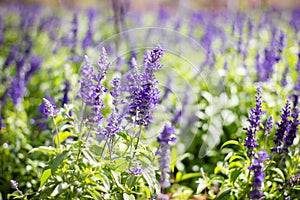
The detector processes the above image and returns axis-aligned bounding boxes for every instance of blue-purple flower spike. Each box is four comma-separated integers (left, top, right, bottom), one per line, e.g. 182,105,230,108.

244,87,265,157
249,151,269,200
157,123,177,191
283,107,299,153
128,46,164,126
271,101,291,154
42,98,57,118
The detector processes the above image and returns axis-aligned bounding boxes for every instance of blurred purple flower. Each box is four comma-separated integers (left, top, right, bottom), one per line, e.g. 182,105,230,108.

82,9,96,50
61,80,70,107
281,65,289,87
25,55,43,83
157,123,176,189
265,116,273,136
127,163,142,176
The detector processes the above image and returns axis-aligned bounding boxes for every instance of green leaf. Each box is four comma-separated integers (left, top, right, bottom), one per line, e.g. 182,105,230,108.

54,131,75,146
196,178,207,194
214,166,227,175
215,188,232,200
221,140,242,150
230,169,242,184
29,146,56,155
111,171,126,191
40,169,52,187
116,132,131,142
179,172,201,182
142,166,160,195
51,182,68,197
269,167,285,181
229,155,244,163
228,161,243,169
51,151,69,174
89,144,103,156
123,193,135,200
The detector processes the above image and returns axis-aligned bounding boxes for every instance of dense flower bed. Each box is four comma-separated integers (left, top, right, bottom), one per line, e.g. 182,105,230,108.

0,2,300,200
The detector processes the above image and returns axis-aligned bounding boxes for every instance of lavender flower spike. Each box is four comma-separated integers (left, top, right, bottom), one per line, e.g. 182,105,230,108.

128,46,164,126
271,101,291,154
244,87,265,157
42,98,57,118
283,107,299,153
249,151,269,200
157,123,177,190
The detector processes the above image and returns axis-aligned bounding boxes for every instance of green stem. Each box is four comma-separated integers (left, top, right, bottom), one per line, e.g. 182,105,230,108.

129,125,142,168
52,117,61,152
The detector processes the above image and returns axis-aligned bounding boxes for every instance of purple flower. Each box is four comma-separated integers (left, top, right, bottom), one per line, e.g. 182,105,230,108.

25,55,43,83
10,180,19,190
79,48,110,125
82,9,96,50
281,65,289,87
61,80,70,106
126,163,142,176
244,87,265,157
265,116,273,136
3,44,20,68
271,101,291,154
283,107,299,153
157,124,176,190
102,78,123,139
128,46,164,126
249,151,269,200
41,98,58,118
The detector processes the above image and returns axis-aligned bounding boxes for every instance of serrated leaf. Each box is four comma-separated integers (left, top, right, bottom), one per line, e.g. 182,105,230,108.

51,151,69,174
123,193,135,200
40,169,51,187
221,140,242,150
29,146,56,155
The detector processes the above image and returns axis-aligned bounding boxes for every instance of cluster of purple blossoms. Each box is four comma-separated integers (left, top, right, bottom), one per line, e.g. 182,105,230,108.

249,151,269,200
244,87,265,157
41,98,58,118
265,116,273,136
283,107,299,153
79,48,110,126
103,78,122,139
128,46,164,127
157,124,177,190
271,101,291,154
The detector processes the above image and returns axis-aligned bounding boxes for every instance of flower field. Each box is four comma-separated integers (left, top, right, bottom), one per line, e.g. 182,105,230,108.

0,2,300,200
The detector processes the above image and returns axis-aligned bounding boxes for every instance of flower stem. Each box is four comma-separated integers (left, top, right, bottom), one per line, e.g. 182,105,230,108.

52,116,61,152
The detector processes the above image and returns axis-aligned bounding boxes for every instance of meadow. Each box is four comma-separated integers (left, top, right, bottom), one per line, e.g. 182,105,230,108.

0,2,300,200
